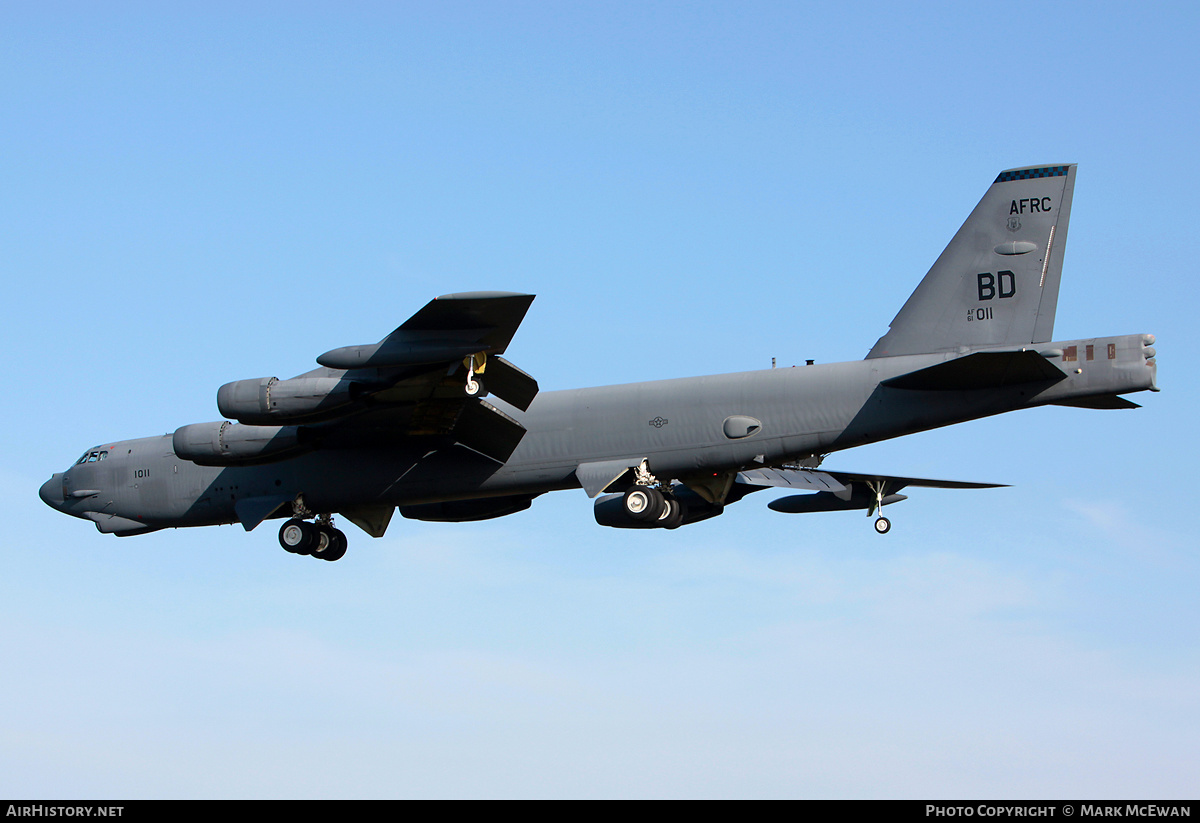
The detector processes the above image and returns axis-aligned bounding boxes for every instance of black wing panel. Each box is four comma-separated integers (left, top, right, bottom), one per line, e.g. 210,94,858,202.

393,292,535,355
451,398,528,463
317,292,536,369
483,356,539,411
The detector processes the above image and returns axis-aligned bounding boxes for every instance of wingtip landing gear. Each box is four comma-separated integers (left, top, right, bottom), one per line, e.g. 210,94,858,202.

463,353,487,398
866,479,893,536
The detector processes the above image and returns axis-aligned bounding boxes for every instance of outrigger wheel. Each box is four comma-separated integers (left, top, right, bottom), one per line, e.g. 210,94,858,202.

865,478,893,535
464,353,487,397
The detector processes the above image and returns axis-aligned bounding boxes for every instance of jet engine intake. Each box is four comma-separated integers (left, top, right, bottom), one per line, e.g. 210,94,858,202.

172,421,311,466
217,376,356,424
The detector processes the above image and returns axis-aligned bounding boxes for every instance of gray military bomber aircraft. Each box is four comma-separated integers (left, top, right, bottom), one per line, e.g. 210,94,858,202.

40,164,1158,560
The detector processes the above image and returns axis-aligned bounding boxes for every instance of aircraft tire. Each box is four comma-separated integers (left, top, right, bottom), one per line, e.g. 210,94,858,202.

279,519,317,554
874,516,891,535
658,497,684,530
317,528,348,562
311,526,331,556
623,487,663,522
465,377,486,397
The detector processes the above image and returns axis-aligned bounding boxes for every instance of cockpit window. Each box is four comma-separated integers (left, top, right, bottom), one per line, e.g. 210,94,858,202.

75,450,108,464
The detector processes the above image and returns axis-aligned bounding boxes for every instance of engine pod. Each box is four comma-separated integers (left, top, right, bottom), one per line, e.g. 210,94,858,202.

217,376,356,424
173,421,310,466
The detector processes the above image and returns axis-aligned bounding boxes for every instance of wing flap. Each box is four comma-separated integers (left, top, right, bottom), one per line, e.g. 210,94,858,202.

485,356,540,411
450,398,528,463
736,468,848,493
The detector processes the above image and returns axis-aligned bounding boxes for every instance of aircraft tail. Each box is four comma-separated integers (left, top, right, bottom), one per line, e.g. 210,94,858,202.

866,164,1077,359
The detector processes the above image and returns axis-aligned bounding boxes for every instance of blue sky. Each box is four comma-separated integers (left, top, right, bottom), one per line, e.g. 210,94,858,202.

3,1,1197,798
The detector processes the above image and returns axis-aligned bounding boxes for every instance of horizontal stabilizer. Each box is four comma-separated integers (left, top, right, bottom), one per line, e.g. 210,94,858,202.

881,350,1066,391
485,356,540,411
1051,393,1141,410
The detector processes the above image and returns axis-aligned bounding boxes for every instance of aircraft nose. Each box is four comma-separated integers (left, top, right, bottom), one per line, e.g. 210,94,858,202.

39,473,66,510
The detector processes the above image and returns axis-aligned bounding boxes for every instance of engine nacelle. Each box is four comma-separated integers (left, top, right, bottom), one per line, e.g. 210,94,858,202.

593,486,724,529
217,376,355,424
172,421,310,466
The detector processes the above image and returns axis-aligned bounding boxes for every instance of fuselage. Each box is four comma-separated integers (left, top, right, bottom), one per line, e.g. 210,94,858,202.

40,332,1157,536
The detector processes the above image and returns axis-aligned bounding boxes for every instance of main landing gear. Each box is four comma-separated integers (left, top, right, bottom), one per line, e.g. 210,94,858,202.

621,460,683,530
279,516,348,561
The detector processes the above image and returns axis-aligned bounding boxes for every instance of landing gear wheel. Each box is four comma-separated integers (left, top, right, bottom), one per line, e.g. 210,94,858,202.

658,497,684,530
279,519,317,554
623,486,664,522
316,528,347,561
465,376,485,397
311,527,331,555
874,516,891,535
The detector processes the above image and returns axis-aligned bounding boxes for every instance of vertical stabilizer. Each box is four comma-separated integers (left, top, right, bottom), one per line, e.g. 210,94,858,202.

867,164,1076,359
